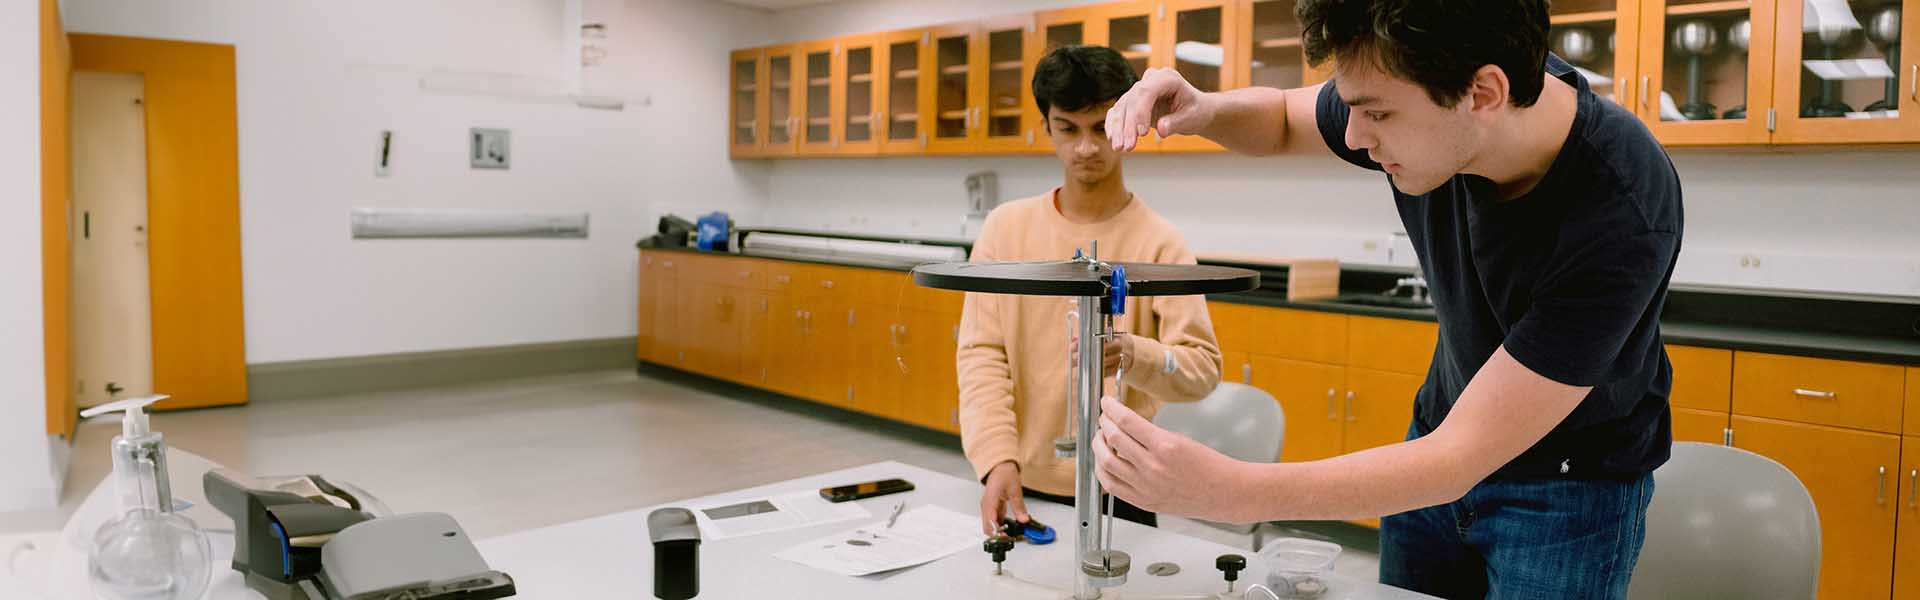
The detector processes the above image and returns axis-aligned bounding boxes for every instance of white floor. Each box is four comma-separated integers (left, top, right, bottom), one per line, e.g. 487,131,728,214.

0,367,1381,582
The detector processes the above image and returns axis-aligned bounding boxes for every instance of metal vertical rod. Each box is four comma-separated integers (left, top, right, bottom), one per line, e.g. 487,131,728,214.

1074,294,1105,600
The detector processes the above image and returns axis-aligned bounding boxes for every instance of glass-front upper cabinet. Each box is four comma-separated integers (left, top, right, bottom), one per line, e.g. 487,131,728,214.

730,48,764,158
838,34,882,155
767,46,797,156
1161,0,1237,151
1773,0,1920,143
927,22,976,152
878,30,929,154
979,15,1037,152
798,40,838,155
1106,2,1157,80
1036,5,1108,152
1548,0,1641,106
1639,0,1777,145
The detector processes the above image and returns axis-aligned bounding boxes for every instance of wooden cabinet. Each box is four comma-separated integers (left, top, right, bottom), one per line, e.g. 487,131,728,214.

765,46,798,156
1237,0,1332,97
1343,367,1421,452
1550,0,1642,108
1251,306,1348,365
1733,415,1902,600
878,29,931,154
1249,355,1344,462
1205,300,1256,357
637,254,657,361
1672,406,1731,444
1895,436,1920,600
1733,351,1906,433
728,49,767,158
836,34,884,155
1157,0,1238,152
1905,367,1918,435
1667,344,1733,411
797,39,838,156
1220,350,1251,386
1345,315,1437,375
1770,0,1920,144
1636,0,1778,146
924,16,1039,154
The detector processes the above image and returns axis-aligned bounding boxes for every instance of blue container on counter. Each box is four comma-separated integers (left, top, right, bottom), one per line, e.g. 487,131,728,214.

696,212,730,251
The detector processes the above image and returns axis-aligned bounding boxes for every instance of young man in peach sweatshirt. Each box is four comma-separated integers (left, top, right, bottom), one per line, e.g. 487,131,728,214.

957,45,1223,536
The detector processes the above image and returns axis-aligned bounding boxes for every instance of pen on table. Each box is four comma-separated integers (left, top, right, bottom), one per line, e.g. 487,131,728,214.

886,501,905,529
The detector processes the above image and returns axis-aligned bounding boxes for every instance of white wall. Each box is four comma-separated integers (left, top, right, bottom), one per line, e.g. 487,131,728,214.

760,0,1920,298
65,0,775,363
2,0,59,512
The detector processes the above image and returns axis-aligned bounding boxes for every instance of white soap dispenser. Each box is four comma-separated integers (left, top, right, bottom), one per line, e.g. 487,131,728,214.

79,395,213,600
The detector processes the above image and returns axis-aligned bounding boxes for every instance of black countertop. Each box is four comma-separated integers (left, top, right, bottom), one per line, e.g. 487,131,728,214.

638,242,1920,366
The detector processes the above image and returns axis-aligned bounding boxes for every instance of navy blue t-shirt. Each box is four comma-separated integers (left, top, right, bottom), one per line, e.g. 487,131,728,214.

1316,55,1684,480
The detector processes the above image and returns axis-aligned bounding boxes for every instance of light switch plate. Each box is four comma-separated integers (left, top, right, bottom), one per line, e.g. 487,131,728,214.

470,127,510,169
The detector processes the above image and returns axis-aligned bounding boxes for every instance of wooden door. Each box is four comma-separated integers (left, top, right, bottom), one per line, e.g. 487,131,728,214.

728,48,764,158
1547,0,1642,107
1637,0,1778,145
1158,0,1236,152
1771,0,1920,143
1248,355,1344,462
1733,415,1901,600
797,39,839,155
70,71,154,410
1343,367,1421,453
1894,436,1920,600
926,22,979,152
877,29,930,154
837,34,883,155
764,45,799,156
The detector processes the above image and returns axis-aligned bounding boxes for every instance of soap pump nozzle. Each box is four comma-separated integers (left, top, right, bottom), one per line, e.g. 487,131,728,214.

80,394,174,513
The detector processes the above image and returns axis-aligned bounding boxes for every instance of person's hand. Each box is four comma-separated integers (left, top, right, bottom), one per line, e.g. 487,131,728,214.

1092,396,1243,520
1068,332,1137,379
1105,67,1217,152
979,461,1030,536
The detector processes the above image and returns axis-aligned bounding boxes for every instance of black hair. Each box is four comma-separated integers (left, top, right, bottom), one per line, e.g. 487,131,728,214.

1298,0,1550,108
1031,45,1139,122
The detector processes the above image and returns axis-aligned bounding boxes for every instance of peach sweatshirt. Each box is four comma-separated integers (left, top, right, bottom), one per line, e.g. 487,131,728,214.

956,189,1223,495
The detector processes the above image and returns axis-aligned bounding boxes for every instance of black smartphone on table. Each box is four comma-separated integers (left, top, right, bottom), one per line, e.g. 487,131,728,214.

819,478,914,503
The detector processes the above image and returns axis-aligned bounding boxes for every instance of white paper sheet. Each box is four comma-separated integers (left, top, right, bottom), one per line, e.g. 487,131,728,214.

772,505,980,577
1803,58,1897,81
688,490,870,540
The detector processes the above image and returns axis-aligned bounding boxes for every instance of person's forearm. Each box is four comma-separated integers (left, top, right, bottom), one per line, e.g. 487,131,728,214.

1195,86,1293,156
1219,434,1479,523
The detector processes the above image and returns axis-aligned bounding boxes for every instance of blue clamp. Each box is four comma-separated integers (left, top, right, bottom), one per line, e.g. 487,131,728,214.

1103,265,1128,316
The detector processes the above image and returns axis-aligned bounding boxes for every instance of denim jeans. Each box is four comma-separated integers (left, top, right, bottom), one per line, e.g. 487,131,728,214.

1379,425,1656,599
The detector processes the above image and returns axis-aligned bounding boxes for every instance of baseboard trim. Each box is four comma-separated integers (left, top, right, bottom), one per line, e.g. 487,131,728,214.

248,337,635,402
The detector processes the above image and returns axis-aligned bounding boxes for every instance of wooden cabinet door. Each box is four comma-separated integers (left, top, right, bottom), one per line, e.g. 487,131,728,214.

1733,415,1901,600
637,254,655,362
977,14,1039,153
1221,351,1251,386
877,29,931,155
1771,0,1920,144
837,34,883,155
926,22,979,152
1895,436,1920,600
738,291,772,386
1346,315,1435,375
1905,367,1918,436
1637,0,1778,146
765,295,810,397
810,300,856,407
729,49,765,158
1034,3,1107,154
1671,406,1730,444
1249,355,1344,462
1547,0,1642,108
1667,344,1732,412
1344,367,1421,453
797,39,839,156
900,308,963,433
1732,352,1906,434
847,303,898,418
1239,0,1311,94
764,45,799,156
1157,0,1236,152
1261,307,1348,364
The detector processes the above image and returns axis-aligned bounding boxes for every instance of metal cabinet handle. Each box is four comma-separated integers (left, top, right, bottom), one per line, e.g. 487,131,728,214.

1910,469,1917,508
1792,388,1836,399
1345,391,1357,423
1911,65,1918,102
775,274,791,284
663,260,674,269
1640,76,1650,110
1325,389,1336,421
738,271,751,279
820,280,835,289
1241,363,1251,385
1878,466,1887,505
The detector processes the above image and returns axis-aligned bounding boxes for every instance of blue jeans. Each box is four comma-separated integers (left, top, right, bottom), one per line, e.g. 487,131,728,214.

1379,426,1655,599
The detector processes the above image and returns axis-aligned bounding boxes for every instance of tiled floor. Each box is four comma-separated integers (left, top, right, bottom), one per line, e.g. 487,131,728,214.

2,366,1382,582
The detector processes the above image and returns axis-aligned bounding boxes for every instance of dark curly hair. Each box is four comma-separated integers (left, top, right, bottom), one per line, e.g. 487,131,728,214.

1298,0,1550,108
1032,45,1140,122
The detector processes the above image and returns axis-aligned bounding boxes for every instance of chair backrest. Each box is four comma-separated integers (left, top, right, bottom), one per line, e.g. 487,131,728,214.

1151,382,1284,464
1626,442,1821,600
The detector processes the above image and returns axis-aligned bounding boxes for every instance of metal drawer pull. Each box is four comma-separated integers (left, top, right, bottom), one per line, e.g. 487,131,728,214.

1792,388,1836,399
1911,65,1918,101
1241,363,1251,385
1910,469,1917,508
1345,390,1356,423
775,275,791,284
821,280,835,289
1324,389,1335,421
1878,466,1887,505
1640,76,1650,109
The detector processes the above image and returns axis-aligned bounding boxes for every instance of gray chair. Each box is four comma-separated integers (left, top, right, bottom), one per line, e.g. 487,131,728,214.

1626,442,1821,600
1152,381,1285,549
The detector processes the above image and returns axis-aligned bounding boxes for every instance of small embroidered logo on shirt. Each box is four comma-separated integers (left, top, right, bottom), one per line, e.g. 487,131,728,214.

1559,459,1571,474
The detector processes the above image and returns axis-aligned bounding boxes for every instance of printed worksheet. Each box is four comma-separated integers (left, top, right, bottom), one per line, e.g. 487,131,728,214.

772,505,979,577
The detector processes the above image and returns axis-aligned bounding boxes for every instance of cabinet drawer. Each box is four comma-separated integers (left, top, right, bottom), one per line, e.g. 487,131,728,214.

1732,352,1906,434
766,261,811,295
1250,307,1348,365
1670,407,1728,445
1207,301,1259,358
691,255,765,288
1346,316,1437,376
1666,345,1732,412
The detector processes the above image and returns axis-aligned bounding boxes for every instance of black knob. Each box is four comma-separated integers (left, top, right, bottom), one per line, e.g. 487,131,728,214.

1216,553,1246,582
985,536,1015,574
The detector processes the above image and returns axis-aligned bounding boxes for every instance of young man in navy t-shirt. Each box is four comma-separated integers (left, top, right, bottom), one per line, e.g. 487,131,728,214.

1087,1,1682,598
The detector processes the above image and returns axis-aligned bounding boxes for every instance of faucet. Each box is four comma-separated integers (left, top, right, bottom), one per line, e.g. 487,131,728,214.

1386,277,1429,305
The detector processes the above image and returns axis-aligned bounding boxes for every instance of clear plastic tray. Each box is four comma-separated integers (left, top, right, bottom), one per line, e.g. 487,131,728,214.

1260,537,1342,598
